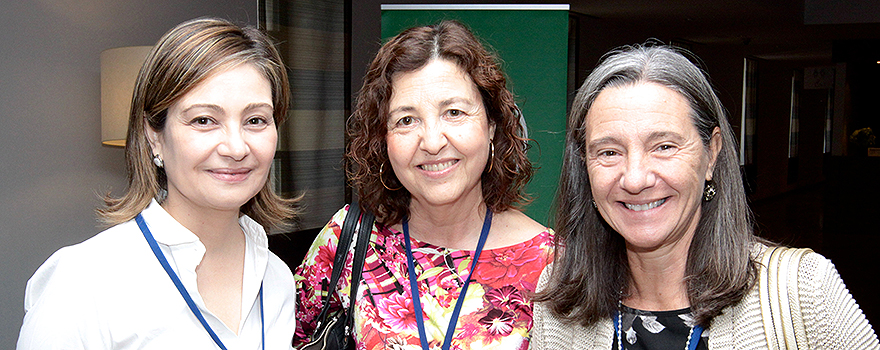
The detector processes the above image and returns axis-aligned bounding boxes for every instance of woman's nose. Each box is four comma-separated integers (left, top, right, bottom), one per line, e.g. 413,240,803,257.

217,126,249,161
419,121,448,154
619,154,655,194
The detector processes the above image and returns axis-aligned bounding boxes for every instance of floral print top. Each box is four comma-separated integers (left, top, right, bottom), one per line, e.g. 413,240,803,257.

613,305,709,350
293,205,555,350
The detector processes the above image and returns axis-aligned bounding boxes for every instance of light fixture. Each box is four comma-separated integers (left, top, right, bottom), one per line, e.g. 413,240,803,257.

101,46,152,147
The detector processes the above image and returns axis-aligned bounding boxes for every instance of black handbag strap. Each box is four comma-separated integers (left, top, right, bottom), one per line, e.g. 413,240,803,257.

313,202,374,335
345,209,374,336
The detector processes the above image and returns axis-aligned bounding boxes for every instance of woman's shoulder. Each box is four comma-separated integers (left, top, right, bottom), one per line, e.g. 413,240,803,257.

312,204,393,242
750,243,834,279
295,204,394,270
265,249,295,279
489,209,553,248
748,243,841,298
793,248,850,296
39,220,142,269
495,208,548,230
738,243,879,347
308,205,356,244
23,220,145,310
532,294,612,349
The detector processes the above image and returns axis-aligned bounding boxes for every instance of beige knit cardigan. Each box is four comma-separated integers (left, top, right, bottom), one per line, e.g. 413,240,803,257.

530,247,879,349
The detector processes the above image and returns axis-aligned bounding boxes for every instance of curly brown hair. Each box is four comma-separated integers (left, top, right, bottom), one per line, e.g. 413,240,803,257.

348,20,533,225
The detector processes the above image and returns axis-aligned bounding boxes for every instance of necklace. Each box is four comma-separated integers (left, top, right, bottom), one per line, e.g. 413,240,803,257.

403,207,492,350
613,300,703,350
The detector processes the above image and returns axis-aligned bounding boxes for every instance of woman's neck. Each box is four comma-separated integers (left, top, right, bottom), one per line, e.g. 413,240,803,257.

160,198,244,251
623,236,693,311
405,193,488,250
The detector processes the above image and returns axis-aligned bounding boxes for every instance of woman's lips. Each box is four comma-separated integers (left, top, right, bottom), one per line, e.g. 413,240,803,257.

208,168,252,182
623,198,667,211
418,159,458,172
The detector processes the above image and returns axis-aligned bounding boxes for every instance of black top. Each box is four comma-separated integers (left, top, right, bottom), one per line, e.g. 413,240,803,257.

611,305,709,350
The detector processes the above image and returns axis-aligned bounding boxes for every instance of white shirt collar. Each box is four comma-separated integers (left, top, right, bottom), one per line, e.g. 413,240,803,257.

138,199,270,333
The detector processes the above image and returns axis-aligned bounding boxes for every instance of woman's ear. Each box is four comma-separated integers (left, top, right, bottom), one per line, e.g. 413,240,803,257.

144,119,162,157
706,126,722,181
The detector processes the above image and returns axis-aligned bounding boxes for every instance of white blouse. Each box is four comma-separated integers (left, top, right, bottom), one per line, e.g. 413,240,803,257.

17,200,296,349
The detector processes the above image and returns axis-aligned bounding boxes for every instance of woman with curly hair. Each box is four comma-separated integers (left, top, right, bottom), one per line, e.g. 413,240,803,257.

293,20,554,350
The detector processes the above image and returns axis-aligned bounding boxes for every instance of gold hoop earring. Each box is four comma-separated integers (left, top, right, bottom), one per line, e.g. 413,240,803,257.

379,163,403,191
486,141,495,173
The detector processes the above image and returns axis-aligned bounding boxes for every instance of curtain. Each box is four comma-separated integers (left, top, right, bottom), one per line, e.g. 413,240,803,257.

262,0,347,231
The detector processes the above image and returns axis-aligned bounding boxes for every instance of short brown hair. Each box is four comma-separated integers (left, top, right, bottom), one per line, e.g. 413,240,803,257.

348,20,533,225
97,17,298,230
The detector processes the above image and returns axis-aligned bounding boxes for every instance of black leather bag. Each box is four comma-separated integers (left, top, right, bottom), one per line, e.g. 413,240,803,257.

297,203,374,350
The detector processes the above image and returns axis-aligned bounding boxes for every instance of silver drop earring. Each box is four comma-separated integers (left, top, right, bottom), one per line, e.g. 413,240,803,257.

153,154,164,168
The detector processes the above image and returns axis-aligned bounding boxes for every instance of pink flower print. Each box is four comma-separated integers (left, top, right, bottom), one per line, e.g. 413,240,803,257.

383,335,410,350
315,242,337,266
479,309,516,336
356,292,387,333
432,272,465,308
474,241,545,288
313,239,352,285
457,318,483,339
438,271,462,290
375,293,420,333
485,285,526,311
435,291,456,309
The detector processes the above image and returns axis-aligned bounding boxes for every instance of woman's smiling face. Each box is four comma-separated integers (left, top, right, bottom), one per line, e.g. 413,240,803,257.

584,82,720,251
147,63,277,216
385,58,495,209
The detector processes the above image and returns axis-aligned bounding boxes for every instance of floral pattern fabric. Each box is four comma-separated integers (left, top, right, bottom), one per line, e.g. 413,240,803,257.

612,305,709,350
293,206,555,350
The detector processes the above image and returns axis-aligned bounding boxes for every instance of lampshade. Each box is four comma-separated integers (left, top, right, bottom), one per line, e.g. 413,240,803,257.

101,46,152,147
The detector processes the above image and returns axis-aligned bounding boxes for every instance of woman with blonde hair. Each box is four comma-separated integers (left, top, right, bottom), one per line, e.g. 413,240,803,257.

18,17,299,349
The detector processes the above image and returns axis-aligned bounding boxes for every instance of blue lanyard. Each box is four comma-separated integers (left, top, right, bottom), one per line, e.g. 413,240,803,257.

613,310,703,350
136,214,265,350
403,208,492,350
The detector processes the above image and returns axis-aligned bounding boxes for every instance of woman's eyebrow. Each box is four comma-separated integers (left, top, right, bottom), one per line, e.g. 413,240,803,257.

587,136,620,153
645,131,685,143
438,97,474,109
242,102,274,113
181,103,223,114
388,105,416,115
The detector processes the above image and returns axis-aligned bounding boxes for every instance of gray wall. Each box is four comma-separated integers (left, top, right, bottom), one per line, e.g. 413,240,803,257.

0,1,256,347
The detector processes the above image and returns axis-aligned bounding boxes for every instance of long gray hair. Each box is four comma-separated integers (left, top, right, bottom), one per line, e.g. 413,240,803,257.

536,44,757,326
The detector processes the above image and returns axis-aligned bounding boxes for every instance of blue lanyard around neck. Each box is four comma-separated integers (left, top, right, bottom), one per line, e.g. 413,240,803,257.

136,214,265,350
613,310,703,350
402,208,492,350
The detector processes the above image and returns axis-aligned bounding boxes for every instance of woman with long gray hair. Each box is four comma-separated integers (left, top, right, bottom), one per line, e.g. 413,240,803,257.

530,44,878,349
